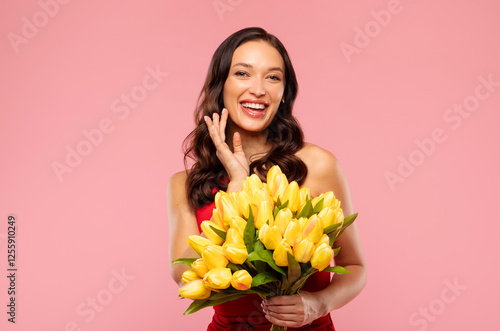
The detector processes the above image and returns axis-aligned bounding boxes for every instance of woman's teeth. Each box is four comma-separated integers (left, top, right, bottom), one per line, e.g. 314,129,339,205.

241,103,266,110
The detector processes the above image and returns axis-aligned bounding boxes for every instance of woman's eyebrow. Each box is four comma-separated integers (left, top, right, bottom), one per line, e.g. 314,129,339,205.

232,62,284,73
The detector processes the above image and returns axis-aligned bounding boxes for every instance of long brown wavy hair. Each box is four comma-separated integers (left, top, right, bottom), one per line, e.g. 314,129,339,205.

183,27,307,210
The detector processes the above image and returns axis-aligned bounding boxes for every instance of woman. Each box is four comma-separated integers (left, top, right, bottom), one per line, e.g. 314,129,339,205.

168,27,367,330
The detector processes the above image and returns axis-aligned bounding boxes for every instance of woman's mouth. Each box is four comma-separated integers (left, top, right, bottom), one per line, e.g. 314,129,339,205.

239,101,269,118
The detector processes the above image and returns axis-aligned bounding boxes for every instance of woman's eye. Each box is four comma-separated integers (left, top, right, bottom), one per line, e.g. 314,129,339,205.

269,75,281,81
235,71,247,77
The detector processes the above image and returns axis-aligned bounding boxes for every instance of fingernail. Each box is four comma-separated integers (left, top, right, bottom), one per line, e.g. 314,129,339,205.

204,116,209,122
222,108,227,114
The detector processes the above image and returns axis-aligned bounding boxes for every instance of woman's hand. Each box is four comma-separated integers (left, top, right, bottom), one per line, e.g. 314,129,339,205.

261,291,327,327
204,108,249,190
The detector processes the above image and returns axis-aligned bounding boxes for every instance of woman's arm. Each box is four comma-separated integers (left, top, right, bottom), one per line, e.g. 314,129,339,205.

262,144,367,327
167,171,202,287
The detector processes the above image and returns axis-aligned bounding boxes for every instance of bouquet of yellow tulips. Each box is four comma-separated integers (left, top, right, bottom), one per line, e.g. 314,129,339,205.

173,165,357,330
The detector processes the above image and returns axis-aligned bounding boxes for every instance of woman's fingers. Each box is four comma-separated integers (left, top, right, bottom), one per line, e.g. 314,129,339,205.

204,114,222,147
203,112,233,161
232,131,244,155
203,110,250,183
219,108,228,142
261,295,308,327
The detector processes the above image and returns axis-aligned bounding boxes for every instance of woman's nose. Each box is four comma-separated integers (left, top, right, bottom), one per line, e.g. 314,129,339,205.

249,78,266,96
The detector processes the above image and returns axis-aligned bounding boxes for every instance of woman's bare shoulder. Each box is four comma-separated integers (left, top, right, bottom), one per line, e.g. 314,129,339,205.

297,142,339,173
167,170,189,197
296,142,346,197
169,170,188,184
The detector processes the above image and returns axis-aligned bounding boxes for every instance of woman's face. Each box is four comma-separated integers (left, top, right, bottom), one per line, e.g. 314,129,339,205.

223,40,285,134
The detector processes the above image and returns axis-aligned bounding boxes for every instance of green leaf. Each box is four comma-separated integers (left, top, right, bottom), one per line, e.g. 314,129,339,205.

172,258,197,267
333,247,341,257
288,275,310,294
323,222,342,235
247,250,285,275
300,261,312,275
274,198,289,217
184,293,247,314
252,272,280,287
286,252,301,286
209,224,226,241
297,199,314,219
208,289,242,300
254,260,268,274
244,207,256,254
313,198,324,214
341,213,358,231
323,266,350,274
273,206,280,218
253,240,265,251
183,298,209,315
328,213,359,245
226,262,243,273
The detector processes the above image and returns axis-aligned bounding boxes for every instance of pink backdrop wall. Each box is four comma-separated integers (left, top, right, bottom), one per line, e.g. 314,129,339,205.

1,1,499,330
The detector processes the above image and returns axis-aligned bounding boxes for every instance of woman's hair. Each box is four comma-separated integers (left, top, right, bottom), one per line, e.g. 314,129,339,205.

183,27,307,209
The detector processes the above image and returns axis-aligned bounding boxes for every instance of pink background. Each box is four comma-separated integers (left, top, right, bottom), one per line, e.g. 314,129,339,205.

1,0,499,330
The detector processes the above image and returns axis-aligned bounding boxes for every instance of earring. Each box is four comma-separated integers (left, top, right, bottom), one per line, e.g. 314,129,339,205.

281,99,285,104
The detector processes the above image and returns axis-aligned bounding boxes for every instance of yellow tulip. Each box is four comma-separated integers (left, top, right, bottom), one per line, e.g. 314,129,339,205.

215,192,240,225
187,235,214,256
283,219,302,247
242,174,263,194
281,181,300,212
225,227,244,245
312,191,340,210
266,166,289,204
274,208,293,235
191,258,209,278
229,216,247,238
231,269,253,291
266,165,282,184
299,187,310,207
235,190,258,219
258,223,282,250
179,279,211,299
318,207,344,229
229,191,238,203
302,214,323,244
223,242,248,264
181,269,201,284
254,200,274,229
212,208,226,230
202,245,228,270
297,217,308,230
273,239,292,266
311,242,334,271
314,234,330,251
269,174,289,204
253,188,271,206
203,267,232,290
293,238,315,263
200,221,225,245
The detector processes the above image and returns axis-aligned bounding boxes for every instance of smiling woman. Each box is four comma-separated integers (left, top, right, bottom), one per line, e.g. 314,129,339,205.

167,27,367,330
223,40,285,133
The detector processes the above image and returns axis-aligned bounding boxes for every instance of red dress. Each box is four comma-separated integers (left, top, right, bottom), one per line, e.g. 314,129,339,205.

196,202,336,331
